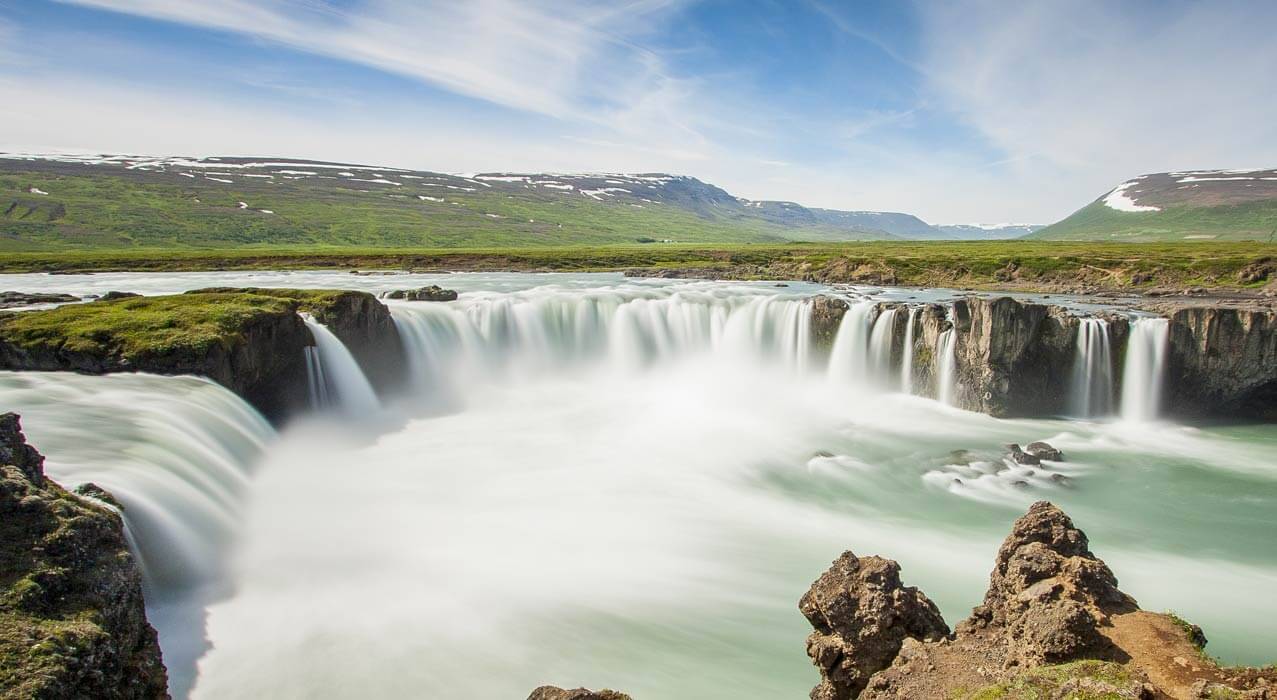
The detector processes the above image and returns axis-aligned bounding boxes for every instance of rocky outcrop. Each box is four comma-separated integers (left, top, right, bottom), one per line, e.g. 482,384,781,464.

0,413,168,699
803,501,1276,699
384,285,458,302
810,296,849,352
526,687,631,700
1164,306,1277,419
800,553,949,699
304,291,406,396
0,293,314,422
945,297,1081,417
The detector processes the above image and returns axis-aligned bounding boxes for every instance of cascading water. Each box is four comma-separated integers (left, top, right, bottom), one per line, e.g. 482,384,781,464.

0,371,274,698
827,301,877,384
302,317,381,416
1069,318,1114,418
936,327,958,406
389,289,817,387
867,307,898,389
1120,317,1170,422
901,307,919,394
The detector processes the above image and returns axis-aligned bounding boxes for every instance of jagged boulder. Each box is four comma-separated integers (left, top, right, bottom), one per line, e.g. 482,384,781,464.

800,553,949,700
957,501,1136,667
0,413,168,698
526,687,631,700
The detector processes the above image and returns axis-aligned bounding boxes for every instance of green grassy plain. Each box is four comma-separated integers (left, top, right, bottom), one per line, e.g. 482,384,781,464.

1031,200,1277,242
0,241,1271,292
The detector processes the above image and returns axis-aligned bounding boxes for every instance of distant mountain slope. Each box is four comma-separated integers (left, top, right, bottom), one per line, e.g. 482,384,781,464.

938,224,1042,240
0,153,925,250
1031,169,1277,241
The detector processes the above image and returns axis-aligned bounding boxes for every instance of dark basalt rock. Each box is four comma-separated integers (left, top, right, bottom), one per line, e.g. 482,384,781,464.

0,413,168,698
384,285,458,302
1164,306,1277,419
1025,441,1063,461
99,291,142,301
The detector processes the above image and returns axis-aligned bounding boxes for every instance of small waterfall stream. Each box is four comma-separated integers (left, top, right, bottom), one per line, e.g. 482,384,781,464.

1069,318,1114,418
1120,317,1170,422
936,327,958,406
302,317,381,416
901,307,918,394
868,307,898,389
828,301,877,384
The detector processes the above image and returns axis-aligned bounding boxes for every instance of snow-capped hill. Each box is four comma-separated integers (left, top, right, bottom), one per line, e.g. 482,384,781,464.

938,223,1042,240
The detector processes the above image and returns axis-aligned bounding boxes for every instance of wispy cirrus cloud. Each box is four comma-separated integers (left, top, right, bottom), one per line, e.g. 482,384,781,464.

56,0,689,120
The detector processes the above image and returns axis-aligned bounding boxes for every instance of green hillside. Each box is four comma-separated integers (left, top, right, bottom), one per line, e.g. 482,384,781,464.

0,156,897,250
1032,170,1277,241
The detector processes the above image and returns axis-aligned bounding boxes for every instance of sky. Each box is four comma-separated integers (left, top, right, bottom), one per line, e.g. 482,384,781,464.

1,0,1275,224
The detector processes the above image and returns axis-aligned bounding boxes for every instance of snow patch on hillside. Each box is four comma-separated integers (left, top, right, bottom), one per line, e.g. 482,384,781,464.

1102,180,1160,212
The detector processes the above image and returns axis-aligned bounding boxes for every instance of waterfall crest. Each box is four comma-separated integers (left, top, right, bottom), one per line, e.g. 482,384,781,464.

1120,317,1170,422
302,318,381,416
1069,318,1114,418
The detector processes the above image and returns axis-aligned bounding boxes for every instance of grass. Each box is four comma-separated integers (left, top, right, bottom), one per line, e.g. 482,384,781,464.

0,241,1271,292
953,660,1139,700
0,289,359,361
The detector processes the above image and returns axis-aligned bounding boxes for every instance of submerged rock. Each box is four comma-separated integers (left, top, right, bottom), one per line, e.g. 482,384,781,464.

1025,441,1064,461
0,413,168,698
526,686,632,700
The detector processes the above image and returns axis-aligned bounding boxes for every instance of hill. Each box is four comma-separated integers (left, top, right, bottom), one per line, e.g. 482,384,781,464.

0,152,931,250
1031,169,1277,241
938,223,1041,240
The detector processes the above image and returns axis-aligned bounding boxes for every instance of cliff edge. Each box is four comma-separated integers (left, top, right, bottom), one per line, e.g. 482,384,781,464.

0,413,167,699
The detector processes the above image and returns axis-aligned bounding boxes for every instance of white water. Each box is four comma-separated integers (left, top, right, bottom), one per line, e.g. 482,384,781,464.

302,318,381,417
1120,318,1170,422
0,372,274,698
827,301,877,385
936,328,958,405
0,275,1272,699
901,307,919,394
867,308,898,390
1070,318,1114,418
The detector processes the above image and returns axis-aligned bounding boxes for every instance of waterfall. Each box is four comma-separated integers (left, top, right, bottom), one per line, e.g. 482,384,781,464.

936,328,958,406
1069,318,1114,417
302,318,381,416
1120,317,1170,422
827,301,878,384
900,307,918,394
0,372,273,591
389,290,817,385
867,307,898,389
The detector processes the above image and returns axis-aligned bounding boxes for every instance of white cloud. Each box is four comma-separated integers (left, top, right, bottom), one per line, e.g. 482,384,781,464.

914,0,1277,218
57,0,688,120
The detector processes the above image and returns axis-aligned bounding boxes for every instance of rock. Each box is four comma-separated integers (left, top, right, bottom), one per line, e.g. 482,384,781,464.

1025,441,1063,461
0,291,80,309
526,687,632,700
0,413,168,698
959,502,1135,667
100,291,142,301
75,482,123,509
1004,443,1041,465
809,296,849,352
1165,306,1277,419
386,285,458,302
800,552,949,700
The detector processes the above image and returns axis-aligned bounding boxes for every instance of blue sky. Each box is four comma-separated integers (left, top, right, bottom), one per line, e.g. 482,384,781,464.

1,0,1275,223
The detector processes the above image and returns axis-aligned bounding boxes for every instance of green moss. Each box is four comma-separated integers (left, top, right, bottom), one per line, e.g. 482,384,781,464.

0,292,299,360
953,660,1138,700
